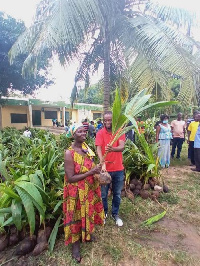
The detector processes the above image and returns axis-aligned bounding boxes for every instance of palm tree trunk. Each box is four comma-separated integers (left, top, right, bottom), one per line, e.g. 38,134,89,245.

103,23,111,111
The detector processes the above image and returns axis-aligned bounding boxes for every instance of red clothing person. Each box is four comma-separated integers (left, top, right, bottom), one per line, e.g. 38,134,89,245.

95,111,125,227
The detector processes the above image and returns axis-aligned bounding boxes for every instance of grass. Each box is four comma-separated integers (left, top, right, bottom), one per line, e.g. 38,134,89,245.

2,143,200,266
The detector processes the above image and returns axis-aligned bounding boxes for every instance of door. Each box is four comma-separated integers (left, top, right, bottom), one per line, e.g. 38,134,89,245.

32,110,41,126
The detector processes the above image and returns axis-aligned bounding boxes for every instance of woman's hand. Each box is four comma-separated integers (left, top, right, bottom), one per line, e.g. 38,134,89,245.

90,164,102,175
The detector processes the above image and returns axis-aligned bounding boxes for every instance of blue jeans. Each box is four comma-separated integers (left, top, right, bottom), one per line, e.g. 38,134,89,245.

101,170,124,216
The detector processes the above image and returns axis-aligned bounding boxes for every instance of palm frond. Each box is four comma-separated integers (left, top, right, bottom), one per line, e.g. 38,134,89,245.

9,0,108,76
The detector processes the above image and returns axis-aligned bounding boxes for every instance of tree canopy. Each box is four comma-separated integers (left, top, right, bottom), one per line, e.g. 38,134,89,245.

8,0,200,108
77,84,103,104
0,11,53,97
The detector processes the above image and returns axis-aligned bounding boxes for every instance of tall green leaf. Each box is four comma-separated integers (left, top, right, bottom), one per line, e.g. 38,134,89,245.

0,153,12,180
11,199,22,231
0,184,21,201
48,215,62,252
15,181,44,209
15,186,35,235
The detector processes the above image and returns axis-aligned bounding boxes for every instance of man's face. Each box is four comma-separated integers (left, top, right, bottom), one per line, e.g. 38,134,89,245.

103,114,112,130
197,114,200,122
194,114,199,122
177,113,182,120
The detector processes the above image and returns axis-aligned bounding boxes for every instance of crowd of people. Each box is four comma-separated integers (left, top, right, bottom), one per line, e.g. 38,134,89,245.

63,111,200,262
155,111,200,172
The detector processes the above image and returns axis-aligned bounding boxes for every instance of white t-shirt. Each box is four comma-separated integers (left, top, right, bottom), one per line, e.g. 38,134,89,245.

23,130,31,138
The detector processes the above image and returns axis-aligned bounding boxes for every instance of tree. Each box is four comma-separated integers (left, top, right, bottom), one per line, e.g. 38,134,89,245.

9,0,200,110
77,84,103,104
0,11,53,97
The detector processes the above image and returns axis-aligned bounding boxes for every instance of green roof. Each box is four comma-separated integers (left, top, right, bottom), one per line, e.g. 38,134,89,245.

0,98,103,111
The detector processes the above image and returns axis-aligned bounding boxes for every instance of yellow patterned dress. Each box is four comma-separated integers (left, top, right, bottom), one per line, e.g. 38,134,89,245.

63,146,104,245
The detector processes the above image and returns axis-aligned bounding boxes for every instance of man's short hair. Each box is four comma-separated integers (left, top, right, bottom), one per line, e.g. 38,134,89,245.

103,111,112,117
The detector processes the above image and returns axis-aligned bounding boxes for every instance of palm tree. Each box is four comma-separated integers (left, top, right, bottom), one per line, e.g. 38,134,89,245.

9,0,200,110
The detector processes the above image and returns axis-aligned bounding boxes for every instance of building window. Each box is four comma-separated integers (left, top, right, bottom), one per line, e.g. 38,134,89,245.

11,113,27,123
44,111,57,119
93,113,102,120
65,111,70,120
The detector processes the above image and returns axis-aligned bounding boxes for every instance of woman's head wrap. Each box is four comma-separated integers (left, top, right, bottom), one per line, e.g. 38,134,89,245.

66,123,84,138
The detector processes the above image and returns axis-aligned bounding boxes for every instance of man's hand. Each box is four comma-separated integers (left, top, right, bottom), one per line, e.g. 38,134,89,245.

101,162,106,172
105,144,114,153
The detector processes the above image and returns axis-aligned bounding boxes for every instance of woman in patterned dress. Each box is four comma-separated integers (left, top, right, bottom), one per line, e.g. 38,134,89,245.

63,124,104,262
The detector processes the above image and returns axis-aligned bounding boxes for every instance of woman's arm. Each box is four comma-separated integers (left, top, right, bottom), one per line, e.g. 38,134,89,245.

156,125,161,143
64,150,101,183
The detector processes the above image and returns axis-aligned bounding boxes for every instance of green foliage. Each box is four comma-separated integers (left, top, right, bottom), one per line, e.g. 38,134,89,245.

123,135,159,184
0,11,53,96
141,210,167,226
77,84,103,104
0,127,73,246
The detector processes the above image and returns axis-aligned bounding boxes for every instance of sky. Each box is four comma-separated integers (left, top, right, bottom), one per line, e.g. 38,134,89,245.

0,0,200,102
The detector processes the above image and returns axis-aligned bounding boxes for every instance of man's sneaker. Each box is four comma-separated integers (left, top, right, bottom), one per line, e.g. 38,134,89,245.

112,214,123,227
104,213,108,225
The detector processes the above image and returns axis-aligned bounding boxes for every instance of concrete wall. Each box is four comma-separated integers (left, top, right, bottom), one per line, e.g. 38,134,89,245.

1,104,103,129
2,105,28,129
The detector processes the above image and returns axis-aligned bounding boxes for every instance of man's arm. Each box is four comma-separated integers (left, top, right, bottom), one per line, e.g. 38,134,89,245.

96,145,104,164
105,140,125,152
187,130,191,143
96,146,106,171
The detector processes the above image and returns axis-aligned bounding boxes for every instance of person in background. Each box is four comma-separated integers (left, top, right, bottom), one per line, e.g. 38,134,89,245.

154,114,163,130
96,119,103,132
52,118,57,128
186,110,199,159
88,121,96,138
156,114,172,168
192,113,200,172
187,112,200,166
125,121,135,142
171,112,186,159
82,118,89,132
95,111,125,227
63,124,104,263
23,127,31,138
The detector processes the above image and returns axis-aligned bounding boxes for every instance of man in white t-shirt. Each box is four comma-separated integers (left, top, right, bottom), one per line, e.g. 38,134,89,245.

23,127,32,138
170,113,186,159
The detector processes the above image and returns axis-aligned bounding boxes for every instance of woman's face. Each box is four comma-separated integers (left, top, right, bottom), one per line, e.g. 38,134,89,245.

162,117,169,124
74,127,87,142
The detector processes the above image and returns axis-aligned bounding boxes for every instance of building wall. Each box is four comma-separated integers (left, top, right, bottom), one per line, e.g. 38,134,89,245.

1,102,103,129
32,106,60,127
2,105,28,129
71,109,78,123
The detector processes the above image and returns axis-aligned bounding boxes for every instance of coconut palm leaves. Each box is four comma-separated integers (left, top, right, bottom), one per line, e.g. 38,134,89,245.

8,0,200,109
0,167,46,235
